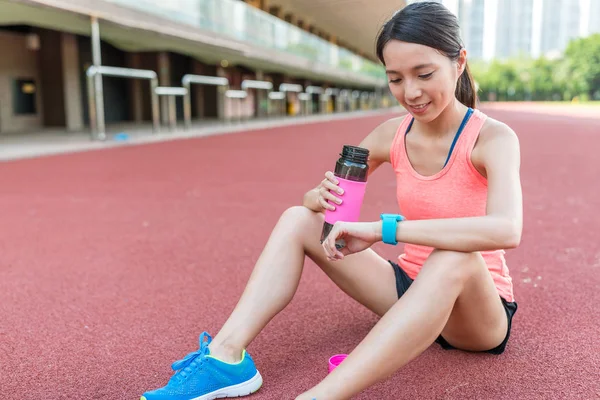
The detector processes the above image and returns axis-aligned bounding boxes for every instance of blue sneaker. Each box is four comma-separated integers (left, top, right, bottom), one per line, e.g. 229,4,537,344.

141,332,263,400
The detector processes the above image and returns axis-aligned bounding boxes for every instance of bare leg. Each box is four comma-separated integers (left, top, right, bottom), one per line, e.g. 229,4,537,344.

208,206,398,361
297,249,508,400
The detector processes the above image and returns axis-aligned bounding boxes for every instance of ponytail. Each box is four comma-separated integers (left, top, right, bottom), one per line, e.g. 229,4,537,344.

456,62,478,108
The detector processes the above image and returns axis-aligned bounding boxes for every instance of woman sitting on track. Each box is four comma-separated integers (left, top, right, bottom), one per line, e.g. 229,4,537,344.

141,2,522,399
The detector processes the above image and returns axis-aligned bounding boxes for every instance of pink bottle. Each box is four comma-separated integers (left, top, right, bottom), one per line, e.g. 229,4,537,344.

321,145,370,248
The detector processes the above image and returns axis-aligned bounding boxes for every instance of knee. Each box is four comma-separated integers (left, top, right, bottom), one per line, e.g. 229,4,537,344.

423,249,482,286
278,206,323,234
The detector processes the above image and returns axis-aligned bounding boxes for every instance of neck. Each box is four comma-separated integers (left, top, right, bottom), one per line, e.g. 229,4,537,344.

413,99,468,138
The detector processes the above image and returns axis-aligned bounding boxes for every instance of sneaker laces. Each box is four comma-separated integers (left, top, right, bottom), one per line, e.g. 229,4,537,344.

171,332,212,380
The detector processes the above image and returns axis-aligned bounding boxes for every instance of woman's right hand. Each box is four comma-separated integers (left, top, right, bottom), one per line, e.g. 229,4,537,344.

317,171,344,212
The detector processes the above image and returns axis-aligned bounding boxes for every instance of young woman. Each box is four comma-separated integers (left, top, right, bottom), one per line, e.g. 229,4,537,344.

141,2,522,399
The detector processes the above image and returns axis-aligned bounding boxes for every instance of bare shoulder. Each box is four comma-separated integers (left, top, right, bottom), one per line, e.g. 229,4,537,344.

472,115,521,176
378,115,406,137
477,116,520,148
359,115,405,164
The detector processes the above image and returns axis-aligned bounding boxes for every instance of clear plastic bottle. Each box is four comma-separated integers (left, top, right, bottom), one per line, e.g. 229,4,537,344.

320,145,370,248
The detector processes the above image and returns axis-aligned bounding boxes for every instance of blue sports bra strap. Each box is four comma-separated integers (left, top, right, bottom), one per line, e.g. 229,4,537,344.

443,107,473,167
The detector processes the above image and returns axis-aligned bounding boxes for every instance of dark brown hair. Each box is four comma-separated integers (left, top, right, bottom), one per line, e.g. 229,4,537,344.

376,1,478,108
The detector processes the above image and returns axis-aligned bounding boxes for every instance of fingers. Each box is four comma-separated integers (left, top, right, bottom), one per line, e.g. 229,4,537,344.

322,172,344,195
323,223,346,261
324,171,337,183
318,187,343,211
322,224,337,259
319,172,343,211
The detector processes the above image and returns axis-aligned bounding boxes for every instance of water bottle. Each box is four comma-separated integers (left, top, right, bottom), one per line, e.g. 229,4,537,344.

320,145,370,249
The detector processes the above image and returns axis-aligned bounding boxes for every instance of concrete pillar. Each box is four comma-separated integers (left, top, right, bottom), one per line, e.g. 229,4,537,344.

303,79,313,115
157,52,170,124
192,60,205,118
255,70,268,118
60,33,83,131
375,87,383,109
240,72,255,119
285,76,301,116
216,66,227,119
38,29,64,127
126,52,144,122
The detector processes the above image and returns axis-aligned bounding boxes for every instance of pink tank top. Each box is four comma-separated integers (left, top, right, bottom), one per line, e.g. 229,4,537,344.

389,109,515,302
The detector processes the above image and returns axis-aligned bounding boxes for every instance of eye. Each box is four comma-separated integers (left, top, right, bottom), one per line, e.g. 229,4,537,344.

419,72,434,79
389,78,402,84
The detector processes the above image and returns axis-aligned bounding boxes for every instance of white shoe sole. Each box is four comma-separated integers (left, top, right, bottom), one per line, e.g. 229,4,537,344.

190,371,263,399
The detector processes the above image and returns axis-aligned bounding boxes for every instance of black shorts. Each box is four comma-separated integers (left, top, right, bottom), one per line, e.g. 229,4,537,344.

389,260,517,355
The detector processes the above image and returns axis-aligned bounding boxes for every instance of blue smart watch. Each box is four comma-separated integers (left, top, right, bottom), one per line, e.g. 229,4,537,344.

380,213,405,245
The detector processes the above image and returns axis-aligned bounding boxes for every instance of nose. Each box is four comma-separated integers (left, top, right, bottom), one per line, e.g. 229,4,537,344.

404,80,423,102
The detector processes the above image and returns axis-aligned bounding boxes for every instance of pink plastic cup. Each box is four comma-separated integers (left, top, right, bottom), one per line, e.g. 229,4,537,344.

328,354,348,373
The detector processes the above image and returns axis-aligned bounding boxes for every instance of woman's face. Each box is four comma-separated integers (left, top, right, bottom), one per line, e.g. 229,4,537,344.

382,40,466,122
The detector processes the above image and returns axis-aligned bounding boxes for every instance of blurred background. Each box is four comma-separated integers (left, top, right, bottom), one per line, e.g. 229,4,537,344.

0,0,598,139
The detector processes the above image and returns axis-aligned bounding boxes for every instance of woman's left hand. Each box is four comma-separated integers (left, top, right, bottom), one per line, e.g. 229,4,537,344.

322,221,382,261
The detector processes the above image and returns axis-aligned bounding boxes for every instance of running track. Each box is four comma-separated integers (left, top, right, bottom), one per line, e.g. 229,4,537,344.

1,105,598,399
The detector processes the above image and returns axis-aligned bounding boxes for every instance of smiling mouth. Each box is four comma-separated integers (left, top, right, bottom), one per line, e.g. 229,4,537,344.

408,102,430,109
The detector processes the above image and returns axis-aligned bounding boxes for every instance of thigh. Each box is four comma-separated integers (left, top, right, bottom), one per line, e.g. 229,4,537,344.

431,251,509,352
297,208,398,317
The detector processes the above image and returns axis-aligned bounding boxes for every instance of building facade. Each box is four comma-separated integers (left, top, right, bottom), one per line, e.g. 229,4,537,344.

0,0,389,135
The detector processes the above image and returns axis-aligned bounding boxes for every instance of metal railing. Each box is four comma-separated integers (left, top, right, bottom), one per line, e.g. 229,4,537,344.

241,79,273,117
268,91,286,116
155,86,188,131
279,83,303,93
86,65,160,140
84,16,385,141
182,74,229,129
298,92,312,115
225,90,248,122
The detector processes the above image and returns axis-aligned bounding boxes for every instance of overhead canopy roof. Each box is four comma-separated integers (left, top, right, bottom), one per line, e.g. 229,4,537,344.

266,0,406,61
0,0,387,88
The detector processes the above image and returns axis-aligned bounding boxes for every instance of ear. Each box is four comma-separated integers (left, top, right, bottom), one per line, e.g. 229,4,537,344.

457,48,467,76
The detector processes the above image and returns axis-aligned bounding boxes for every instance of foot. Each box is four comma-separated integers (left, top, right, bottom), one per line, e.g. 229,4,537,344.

141,332,263,400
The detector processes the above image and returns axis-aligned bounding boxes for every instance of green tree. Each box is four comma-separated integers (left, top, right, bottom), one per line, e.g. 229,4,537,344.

457,34,600,102
562,33,600,100
529,56,561,100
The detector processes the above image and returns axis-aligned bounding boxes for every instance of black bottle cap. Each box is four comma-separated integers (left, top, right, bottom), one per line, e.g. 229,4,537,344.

340,145,369,164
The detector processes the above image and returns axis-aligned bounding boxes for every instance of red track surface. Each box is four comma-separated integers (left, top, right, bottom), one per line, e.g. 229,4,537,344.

1,106,599,399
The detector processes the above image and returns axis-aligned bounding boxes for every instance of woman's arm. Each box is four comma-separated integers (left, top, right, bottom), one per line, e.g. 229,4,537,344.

388,122,523,252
